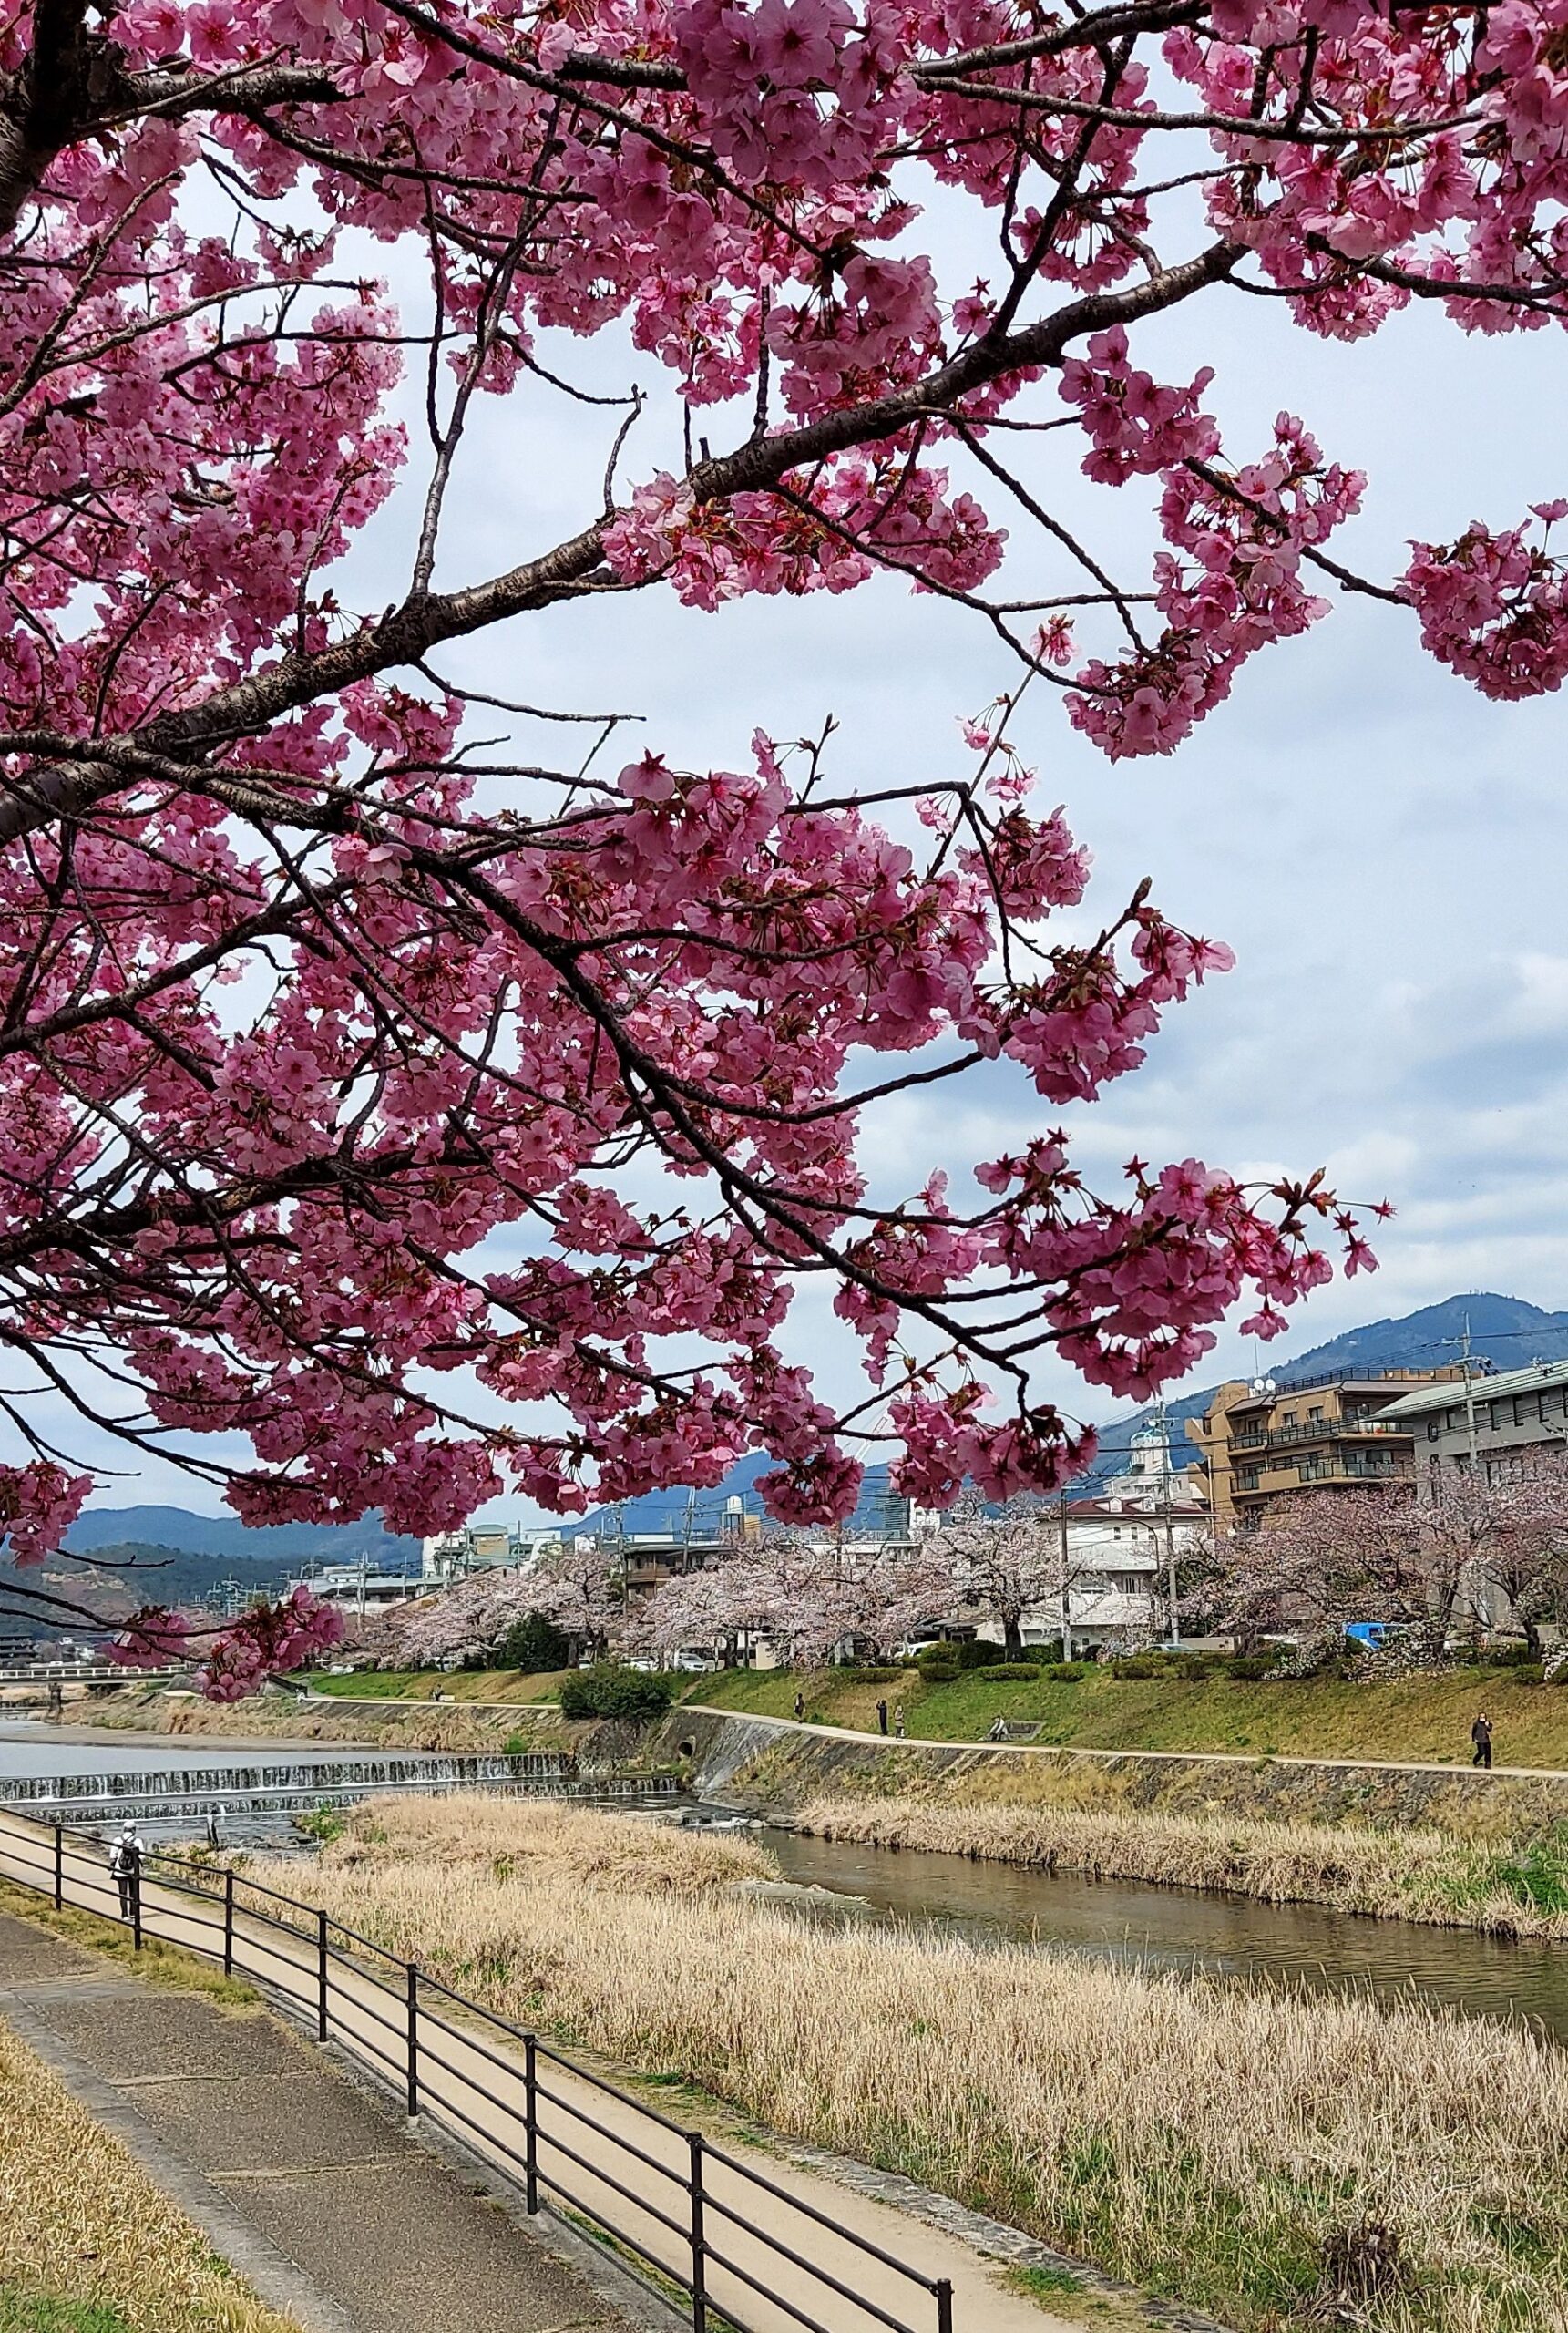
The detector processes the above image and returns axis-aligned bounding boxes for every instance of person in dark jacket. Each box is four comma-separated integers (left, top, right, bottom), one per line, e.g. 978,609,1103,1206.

1471,1712,1494,1769
876,1697,889,1736
793,1691,804,1721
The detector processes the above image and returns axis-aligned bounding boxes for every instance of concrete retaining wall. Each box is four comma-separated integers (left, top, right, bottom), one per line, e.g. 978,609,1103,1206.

661,1706,1568,1839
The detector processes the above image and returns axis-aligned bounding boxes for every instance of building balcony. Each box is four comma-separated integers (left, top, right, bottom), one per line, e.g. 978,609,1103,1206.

1230,1416,1409,1453
1234,1452,1414,1498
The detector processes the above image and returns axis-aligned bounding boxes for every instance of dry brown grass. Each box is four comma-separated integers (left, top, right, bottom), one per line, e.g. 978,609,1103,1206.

276,1794,1568,2333
790,1794,1568,1937
71,1689,547,1754
340,1793,773,1893
0,2015,301,2333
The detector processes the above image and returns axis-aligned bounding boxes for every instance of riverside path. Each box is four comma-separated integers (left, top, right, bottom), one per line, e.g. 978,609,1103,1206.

0,1805,1080,2333
685,1704,1568,1780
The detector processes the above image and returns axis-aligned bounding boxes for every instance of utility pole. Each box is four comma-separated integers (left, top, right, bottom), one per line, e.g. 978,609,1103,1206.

1440,1314,1482,1474
1057,1491,1072,1661
1157,1399,1180,1647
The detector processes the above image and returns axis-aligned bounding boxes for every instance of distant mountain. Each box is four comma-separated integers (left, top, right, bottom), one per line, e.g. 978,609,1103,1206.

63,1506,419,1567
1083,1292,1568,1489
1272,1291,1568,1380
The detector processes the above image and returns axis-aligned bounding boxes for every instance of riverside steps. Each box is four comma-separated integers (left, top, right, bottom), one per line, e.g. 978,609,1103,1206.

0,1752,680,1824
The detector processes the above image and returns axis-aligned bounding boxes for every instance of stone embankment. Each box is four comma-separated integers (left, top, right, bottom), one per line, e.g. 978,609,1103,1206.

664,1706,1568,1839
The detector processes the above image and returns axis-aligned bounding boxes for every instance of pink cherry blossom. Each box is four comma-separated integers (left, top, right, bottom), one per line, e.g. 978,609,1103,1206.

2,0,1550,1688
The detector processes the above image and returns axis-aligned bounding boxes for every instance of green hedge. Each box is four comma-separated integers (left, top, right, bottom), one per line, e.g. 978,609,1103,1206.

559,1664,678,1721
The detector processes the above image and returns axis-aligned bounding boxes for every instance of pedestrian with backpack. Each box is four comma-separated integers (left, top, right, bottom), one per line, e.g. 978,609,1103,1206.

108,1821,146,1921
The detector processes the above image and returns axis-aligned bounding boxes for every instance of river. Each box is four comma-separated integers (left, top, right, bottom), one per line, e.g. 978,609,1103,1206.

750,1820,1568,2044
5,1722,1563,2044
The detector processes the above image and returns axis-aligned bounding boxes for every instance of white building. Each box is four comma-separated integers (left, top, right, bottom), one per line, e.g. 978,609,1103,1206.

1101,1418,1207,1511
294,1561,427,1616
420,1523,564,1586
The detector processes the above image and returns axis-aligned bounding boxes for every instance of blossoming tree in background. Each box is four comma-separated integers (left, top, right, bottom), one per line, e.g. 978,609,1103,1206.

1204,1468,1568,1651
2,0,1563,1684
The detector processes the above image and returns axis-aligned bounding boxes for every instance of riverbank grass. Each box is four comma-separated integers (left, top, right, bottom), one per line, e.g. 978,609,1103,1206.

274,1793,1568,2333
690,1660,1568,1766
0,2015,299,2333
791,1794,1568,1936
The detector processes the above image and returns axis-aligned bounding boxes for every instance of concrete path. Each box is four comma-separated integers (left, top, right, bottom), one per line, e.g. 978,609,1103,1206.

0,1907,637,2333
686,1702,1568,1781
0,1809,1082,2333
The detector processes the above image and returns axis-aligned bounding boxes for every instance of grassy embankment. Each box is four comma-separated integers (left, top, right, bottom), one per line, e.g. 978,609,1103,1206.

793,1795,1568,1935
692,1660,1568,1765
276,1793,1568,2333
0,2012,299,2333
308,1668,570,1704
72,1684,568,1754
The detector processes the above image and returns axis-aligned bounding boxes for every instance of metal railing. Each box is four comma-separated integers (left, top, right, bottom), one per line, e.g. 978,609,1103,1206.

0,1661,189,1684
1229,1415,1408,1453
0,1804,953,2333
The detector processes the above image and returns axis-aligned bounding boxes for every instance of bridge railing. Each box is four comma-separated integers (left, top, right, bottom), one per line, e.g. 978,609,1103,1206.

0,1802,953,2333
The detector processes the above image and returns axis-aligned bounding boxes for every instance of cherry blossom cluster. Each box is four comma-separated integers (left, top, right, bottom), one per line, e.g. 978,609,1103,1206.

1067,416,1366,758
1060,327,1220,486
11,0,1561,1685
604,456,1003,608
1403,505,1568,700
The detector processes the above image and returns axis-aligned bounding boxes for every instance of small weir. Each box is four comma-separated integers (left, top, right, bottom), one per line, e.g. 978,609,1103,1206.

0,1753,679,1824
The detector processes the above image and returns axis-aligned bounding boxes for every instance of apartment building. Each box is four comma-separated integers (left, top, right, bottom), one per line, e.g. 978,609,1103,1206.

1377,1358,1568,1485
1187,1367,1466,1530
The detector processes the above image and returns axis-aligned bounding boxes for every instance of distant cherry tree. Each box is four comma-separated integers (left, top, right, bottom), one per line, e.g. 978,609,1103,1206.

7,0,1565,1679
1206,1466,1568,1650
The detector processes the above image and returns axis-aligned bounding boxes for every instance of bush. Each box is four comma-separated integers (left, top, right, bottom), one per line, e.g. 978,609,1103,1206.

1109,1656,1162,1680
1225,1656,1278,1681
918,1661,961,1684
559,1664,677,1722
972,1662,1040,1681
1480,1641,1541,1668
841,1664,904,1683
491,1610,570,1673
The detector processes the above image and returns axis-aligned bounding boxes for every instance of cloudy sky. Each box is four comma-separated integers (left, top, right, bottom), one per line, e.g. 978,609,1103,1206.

41,172,1568,1513
413,256,1568,1454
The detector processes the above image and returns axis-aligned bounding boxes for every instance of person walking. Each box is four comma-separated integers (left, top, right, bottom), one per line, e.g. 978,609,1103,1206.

204,1804,227,1852
1471,1712,1494,1770
893,1703,906,1740
108,1821,146,1921
793,1690,804,1722
876,1696,889,1736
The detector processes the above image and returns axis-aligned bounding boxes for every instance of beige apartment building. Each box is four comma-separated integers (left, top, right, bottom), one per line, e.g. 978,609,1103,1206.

1187,1368,1466,1531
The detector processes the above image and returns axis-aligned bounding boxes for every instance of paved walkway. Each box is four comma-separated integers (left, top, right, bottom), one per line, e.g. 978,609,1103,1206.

0,1907,636,2333
686,1703,1568,1780
0,1809,1081,2333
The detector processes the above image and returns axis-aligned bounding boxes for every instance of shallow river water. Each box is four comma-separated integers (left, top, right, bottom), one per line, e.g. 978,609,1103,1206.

756,1822,1568,2043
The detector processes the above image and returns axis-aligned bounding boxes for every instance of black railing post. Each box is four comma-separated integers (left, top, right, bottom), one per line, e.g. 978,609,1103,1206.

131,1867,142,1952
935,2277,954,2333
405,1963,419,2119
223,1868,234,1976
524,2035,539,2212
52,1824,62,1910
316,1909,329,2042
689,2133,707,2333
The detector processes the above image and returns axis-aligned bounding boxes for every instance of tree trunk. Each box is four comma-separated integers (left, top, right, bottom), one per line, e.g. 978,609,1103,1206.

1003,1613,1023,1661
